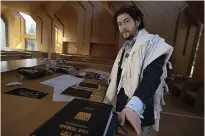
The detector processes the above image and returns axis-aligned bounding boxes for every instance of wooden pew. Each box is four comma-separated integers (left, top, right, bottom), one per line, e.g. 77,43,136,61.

61,53,114,70
1,51,47,61
1,58,45,73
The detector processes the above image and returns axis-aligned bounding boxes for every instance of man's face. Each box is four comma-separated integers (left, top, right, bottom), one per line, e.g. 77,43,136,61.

117,13,139,40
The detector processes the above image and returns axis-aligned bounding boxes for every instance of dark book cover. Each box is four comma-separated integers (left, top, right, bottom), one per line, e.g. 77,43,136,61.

31,99,113,136
106,112,118,136
5,88,48,99
77,82,99,90
61,88,92,99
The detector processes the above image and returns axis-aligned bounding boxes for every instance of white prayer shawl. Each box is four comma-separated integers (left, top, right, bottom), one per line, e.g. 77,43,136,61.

104,29,173,131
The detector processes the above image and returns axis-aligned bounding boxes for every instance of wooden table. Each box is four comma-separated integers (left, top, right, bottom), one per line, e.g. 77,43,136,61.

1,58,45,73
1,65,137,136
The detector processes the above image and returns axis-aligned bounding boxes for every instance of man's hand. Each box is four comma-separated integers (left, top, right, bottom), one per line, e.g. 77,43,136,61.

118,107,142,136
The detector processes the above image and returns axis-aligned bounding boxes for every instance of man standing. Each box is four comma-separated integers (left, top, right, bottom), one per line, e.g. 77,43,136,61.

103,6,173,136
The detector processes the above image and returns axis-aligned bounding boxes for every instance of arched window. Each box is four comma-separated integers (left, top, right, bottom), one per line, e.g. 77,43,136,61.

19,12,36,51
19,12,36,34
1,16,8,49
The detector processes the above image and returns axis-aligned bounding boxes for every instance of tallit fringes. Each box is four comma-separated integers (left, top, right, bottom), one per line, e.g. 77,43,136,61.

103,95,117,105
103,95,111,104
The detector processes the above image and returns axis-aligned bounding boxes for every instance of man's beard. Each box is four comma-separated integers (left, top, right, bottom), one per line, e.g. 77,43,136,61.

121,31,133,40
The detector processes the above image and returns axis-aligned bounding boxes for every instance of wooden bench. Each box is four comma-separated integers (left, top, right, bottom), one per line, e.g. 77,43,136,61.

1,58,45,73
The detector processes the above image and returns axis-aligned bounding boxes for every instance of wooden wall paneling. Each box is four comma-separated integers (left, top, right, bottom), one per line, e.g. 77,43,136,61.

107,1,118,14
11,12,23,49
17,13,25,50
135,1,186,46
42,1,68,53
32,8,51,53
172,11,182,72
187,2,204,23
155,2,166,38
183,24,197,75
45,12,55,53
141,2,156,33
55,2,78,54
173,10,189,75
42,12,51,53
171,12,182,65
69,2,85,55
43,1,67,15
178,17,189,75
192,32,204,81
90,37,116,44
142,2,165,41
62,41,77,54
16,13,22,47
111,1,124,12
32,10,42,51
53,14,64,53
155,2,176,46
90,43,117,58
167,13,178,46
54,14,64,37
50,14,54,52
62,42,67,54
79,1,93,55
144,2,160,35
173,6,203,76
134,2,151,30
140,2,154,33
3,10,12,48
90,1,116,40
90,1,118,58
33,15,42,51
63,42,77,54
20,16,25,50
100,1,114,16
1,1,46,15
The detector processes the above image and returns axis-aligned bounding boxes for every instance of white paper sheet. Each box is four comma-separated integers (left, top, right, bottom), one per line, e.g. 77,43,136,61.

52,88,81,102
84,68,110,76
41,75,84,89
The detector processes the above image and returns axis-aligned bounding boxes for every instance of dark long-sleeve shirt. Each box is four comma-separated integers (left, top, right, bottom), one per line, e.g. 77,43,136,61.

116,54,166,126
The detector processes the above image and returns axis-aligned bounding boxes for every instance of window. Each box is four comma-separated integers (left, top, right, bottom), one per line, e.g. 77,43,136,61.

19,12,36,34
55,26,63,46
1,17,7,49
19,12,36,51
55,26,64,53
25,38,36,51
189,25,204,77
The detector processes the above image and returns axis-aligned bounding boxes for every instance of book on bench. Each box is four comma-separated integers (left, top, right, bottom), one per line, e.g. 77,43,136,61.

76,82,100,90
61,87,92,99
31,98,113,136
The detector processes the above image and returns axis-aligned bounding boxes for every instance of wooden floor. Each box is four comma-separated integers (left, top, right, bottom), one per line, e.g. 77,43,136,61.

152,94,204,136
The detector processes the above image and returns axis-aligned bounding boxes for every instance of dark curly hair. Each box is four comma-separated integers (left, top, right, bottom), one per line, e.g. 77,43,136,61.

113,5,144,30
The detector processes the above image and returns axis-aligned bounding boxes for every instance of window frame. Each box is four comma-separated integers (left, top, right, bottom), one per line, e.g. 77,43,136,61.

25,38,37,51
1,14,8,48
